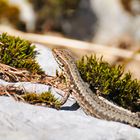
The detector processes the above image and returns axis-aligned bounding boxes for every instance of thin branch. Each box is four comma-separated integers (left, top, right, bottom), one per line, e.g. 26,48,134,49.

0,25,140,61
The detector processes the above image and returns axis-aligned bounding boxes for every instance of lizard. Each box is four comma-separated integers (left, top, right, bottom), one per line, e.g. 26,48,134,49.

52,48,140,128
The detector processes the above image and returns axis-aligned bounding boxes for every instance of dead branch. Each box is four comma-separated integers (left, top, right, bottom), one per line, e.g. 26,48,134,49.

0,25,140,61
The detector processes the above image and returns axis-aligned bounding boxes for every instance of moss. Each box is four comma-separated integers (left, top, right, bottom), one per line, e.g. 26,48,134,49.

21,92,61,109
0,33,61,108
0,33,44,74
77,55,140,112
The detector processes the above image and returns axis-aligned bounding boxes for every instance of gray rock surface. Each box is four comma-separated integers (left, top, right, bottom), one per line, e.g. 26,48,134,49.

35,43,60,76
0,97,140,140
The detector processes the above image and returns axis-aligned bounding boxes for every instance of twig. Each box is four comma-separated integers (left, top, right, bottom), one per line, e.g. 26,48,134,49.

0,25,140,61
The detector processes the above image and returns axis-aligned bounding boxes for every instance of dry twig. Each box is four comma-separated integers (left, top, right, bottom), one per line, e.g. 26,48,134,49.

0,25,140,61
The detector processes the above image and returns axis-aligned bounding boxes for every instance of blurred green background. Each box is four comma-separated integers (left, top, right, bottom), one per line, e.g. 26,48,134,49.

1,0,140,43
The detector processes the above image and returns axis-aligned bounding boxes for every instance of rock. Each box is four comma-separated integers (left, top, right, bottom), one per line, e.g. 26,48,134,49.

0,97,140,140
0,44,140,140
35,43,60,76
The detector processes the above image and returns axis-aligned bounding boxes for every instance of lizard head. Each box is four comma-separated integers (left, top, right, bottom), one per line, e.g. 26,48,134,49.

52,49,66,69
52,48,75,68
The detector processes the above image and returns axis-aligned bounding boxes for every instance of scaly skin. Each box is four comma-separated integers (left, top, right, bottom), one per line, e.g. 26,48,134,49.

52,48,140,128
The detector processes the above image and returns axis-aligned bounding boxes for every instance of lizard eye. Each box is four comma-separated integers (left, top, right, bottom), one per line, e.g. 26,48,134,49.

60,63,64,67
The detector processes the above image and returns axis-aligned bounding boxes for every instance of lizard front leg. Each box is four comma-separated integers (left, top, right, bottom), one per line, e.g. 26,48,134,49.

58,71,73,105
